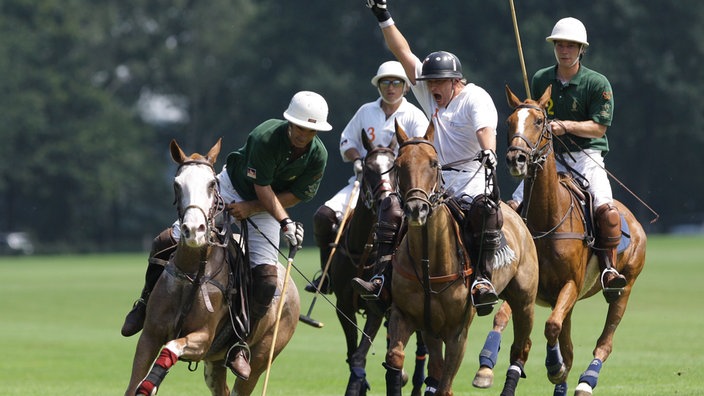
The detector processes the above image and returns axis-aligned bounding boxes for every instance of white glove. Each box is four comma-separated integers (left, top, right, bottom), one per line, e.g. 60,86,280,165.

353,158,364,181
280,218,304,247
480,149,498,170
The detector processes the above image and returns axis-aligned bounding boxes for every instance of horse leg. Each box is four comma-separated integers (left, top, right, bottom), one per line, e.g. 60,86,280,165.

437,327,469,396
410,331,428,396
133,339,187,395
473,301,512,388
125,332,164,396
499,298,535,396
203,360,230,396
545,283,578,385
345,309,383,396
550,312,574,396
385,308,414,396
574,286,633,396
422,333,443,395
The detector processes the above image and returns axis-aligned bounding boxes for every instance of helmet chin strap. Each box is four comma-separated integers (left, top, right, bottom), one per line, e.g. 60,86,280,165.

378,88,404,105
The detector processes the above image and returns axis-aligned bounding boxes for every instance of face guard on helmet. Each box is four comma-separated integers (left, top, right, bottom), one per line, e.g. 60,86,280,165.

416,51,463,81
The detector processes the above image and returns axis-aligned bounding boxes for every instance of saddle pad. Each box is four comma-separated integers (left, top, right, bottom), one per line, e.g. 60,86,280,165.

617,214,631,254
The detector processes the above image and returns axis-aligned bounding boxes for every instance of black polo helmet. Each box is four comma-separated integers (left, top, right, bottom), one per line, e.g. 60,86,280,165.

416,51,463,80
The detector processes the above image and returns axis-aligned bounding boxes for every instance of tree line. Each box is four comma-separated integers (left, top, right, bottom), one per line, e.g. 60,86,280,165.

0,0,700,252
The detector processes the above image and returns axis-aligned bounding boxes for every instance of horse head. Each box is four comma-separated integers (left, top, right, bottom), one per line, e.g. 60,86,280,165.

394,120,442,226
360,128,398,211
505,85,553,178
170,138,223,248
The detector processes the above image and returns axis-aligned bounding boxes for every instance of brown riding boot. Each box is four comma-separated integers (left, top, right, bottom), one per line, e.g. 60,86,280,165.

306,206,338,294
351,195,402,315
121,228,176,337
595,203,627,303
227,264,278,380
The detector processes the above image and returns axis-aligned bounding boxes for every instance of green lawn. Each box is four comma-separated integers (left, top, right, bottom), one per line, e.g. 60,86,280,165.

1,235,702,395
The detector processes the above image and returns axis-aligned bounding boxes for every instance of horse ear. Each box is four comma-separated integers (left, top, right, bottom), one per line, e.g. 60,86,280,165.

361,128,374,152
505,85,522,108
423,120,435,143
170,139,187,164
206,137,222,165
538,85,552,109
388,132,398,151
395,118,409,144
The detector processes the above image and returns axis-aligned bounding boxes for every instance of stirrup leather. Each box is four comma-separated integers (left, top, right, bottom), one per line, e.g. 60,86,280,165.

470,279,498,307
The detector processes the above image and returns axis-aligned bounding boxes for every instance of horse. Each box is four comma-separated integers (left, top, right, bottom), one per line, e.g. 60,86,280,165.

125,139,300,396
385,121,539,396
486,85,646,396
327,130,427,396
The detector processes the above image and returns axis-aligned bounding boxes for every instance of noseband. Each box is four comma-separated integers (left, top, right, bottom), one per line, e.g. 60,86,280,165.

508,104,553,170
397,140,444,211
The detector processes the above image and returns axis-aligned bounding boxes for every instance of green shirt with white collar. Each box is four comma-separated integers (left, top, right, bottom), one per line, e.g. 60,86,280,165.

226,119,328,202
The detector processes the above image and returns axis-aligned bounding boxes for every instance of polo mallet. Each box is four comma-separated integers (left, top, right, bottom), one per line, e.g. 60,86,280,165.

261,244,298,396
299,180,360,328
509,0,531,99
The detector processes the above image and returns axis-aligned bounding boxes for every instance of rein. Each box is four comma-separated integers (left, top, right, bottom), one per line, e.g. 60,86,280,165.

509,104,589,241
171,159,231,338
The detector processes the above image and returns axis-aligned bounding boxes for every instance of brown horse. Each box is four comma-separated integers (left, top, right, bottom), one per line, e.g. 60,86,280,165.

125,139,300,396
326,130,427,396
494,86,647,396
385,122,538,396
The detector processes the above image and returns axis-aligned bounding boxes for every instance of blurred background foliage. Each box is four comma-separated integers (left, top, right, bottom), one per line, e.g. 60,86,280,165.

0,0,701,252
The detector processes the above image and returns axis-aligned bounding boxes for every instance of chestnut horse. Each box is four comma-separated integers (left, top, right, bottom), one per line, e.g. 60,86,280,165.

480,86,646,396
385,122,538,396
328,130,426,396
125,139,300,396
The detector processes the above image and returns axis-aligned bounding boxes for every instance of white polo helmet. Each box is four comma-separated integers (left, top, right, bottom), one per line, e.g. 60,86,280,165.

546,17,589,47
370,61,411,87
283,91,332,131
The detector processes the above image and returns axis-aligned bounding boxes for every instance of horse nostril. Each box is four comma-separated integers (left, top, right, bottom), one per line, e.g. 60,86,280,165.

517,153,527,164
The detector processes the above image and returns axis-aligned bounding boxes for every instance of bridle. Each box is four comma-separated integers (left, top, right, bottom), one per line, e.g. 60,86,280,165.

361,146,397,211
396,139,444,213
507,103,553,173
173,159,227,247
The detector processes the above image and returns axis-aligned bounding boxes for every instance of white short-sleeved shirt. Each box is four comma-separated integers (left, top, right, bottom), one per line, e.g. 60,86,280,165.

339,97,428,159
325,97,429,215
410,58,499,199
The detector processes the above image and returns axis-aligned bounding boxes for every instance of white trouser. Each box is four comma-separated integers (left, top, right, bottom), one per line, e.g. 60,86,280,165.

442,164,494,204
171,166,280,268
511,149,613,208
323,176,359,221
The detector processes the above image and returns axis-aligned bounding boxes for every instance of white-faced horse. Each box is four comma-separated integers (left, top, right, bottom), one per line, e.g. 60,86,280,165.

125,139,300,396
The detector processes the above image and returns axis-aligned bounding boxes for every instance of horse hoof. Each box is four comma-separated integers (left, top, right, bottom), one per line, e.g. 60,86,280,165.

401,368,409,387
547,364,567,384
472,366,494,388
574,382,593,396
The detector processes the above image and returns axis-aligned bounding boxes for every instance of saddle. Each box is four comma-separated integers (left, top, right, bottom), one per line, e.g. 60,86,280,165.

558,172,631,254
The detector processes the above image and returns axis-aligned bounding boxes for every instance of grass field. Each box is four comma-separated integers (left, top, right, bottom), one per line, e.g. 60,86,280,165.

1,235,703,395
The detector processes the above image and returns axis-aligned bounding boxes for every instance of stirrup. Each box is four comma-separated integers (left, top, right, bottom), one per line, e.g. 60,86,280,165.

600,268,626,292
470,279,499,308
356,274,385,300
